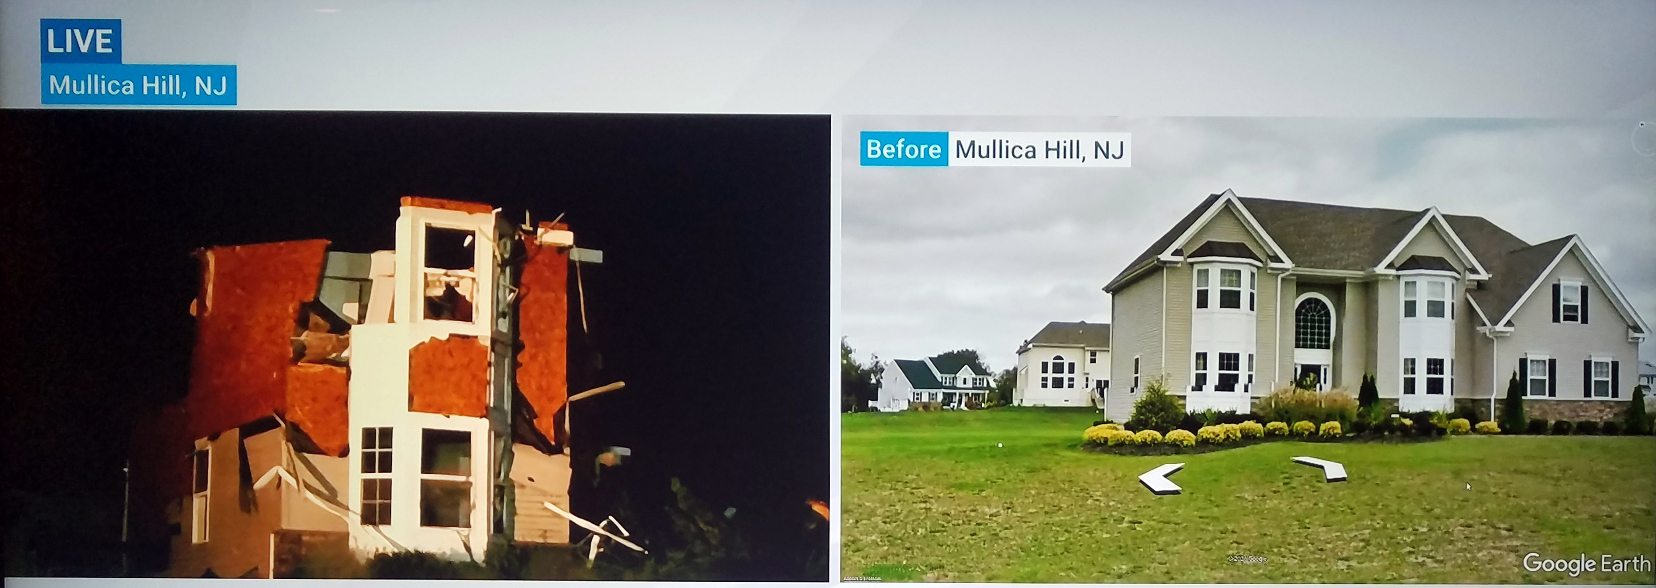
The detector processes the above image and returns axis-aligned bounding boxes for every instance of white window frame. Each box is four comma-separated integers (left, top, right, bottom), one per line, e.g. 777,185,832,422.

1526,355,1549,397
1425,357,1446,395
1040,376,1048,389
360,426,393,526
1559,280,1582,323
421,222,482,324
1217,352,1241,392
1402,358,1417,395
191,445,210,544
1193,351,1209,391
1132,356,1140,390
419,428,474,529
1590,357,1611,398
912,391,922,402
1088,351,1097,364
1402,277,1453,320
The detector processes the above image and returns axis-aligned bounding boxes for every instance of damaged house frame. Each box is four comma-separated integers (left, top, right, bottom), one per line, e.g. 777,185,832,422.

128,197,613,578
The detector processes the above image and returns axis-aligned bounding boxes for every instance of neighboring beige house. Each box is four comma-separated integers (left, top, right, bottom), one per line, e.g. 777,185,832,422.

1102,190,1649,423
1013,321,1111,407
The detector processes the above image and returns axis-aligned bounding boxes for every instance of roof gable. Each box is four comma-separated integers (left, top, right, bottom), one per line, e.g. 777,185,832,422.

927,355,988,377
893,359,941,389
1373,208,1489,278
1491,236,1650,336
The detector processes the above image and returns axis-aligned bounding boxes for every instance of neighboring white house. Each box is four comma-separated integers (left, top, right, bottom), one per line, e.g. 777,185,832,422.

1640,359,1655,391
1014,321,1111,407
873,355,993,411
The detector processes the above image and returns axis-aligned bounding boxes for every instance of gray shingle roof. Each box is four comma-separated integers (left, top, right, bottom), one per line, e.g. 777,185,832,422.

1187,241,1260,261
1106,192,1603,328
928,355,990,377
1023,321,1111,351
1394,255,1457,272
893,359,941,389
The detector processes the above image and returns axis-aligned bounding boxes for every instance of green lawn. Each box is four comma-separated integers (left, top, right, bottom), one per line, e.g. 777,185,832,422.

842,408,1656,583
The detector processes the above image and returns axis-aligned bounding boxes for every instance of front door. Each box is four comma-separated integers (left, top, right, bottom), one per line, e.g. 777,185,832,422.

1295,363,1330,391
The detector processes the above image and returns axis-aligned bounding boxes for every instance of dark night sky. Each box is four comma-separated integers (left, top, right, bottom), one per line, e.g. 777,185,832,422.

0,110,829,576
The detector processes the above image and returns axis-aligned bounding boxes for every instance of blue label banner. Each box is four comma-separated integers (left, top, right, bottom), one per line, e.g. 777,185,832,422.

860,131,949,167
40,19,122,64
42,63,237,106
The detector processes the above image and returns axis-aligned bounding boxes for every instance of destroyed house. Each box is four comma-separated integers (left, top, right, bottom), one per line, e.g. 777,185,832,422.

129,197,601,578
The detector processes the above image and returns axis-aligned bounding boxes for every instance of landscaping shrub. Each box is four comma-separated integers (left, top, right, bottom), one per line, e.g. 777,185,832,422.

1177,413,1205,433
1430,411,1451,430
1265,421,1289,436
1105,429,1135,446
1358,373,1379,411
1129,377,1184,433
1082,424,1115,444
1165,429,1196,447
1551,420,1574,435
1350,419,1370,435
1475,421,1501,435
1238,420,1264,439
1292,420,1316,437
1318,421,1342,438
1196,425,1225,444
1525,418,1549,435
1447,418,1471,435
1134,429,1163,445
1258,387,1359,428
1500,370,1527,435
1219,423,1242,442
1601,421,1621,436
1452,403,1481,425
1399,417,1414,428
1625,386,1650,435
1575,421,1600,435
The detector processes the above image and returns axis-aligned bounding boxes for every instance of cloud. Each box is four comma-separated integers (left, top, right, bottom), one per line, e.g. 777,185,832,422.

842,116,1656,370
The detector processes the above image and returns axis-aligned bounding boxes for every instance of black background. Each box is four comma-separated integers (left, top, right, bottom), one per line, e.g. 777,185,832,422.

0,110,830,578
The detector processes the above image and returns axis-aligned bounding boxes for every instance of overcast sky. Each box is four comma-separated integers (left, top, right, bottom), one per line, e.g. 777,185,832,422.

842,116,1656,373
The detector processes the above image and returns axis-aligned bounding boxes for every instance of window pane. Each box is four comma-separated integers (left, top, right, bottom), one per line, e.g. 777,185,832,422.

1195,373,1207,388
422,429,471,476
193,451,209,493
1219,290,1241,308
1403,300,1416,317
1531,359,1547,377
1068,377,1075,388
1427,300,1446,318
1196,269,1209,287
1248,354,1254,371
1427,281,1446,298
1593,362,1610,378
1594,380,1609,397
1219,353,1240,371
1403,358,1416,375
1040,377,1047,388
1427,377,1444,395
1196,289,1209,309
420,480,471,528
1561,284,1579,304
1427,358,1444,375
378,428,393,449
1218,373,1239,391
362,452,376,474
1404,281,1417,298
1221,269,1241,288
1194,352,1207,371
362,428,377,450
1249,271,1256,290
1403,378,1416,395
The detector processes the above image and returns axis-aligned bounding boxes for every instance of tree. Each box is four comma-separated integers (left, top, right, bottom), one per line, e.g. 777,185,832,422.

1500,370,1526,434
1129,376,1184,433
1357,373,1379,410
840,339,882,412
986,368,1016,407
1625,385,1650,435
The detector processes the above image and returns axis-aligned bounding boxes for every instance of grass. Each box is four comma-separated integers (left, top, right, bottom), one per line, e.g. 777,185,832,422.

842,407,1656,583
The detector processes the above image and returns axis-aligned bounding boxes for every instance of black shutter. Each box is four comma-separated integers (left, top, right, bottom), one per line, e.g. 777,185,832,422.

1548,358,1557,397
1580,285,1589,324
1583,359,1592,398
1551,283,1561,323
1611,360,1619,398
1519,357,1528,385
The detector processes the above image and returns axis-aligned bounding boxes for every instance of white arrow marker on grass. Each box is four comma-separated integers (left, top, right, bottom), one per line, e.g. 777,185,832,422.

1291,456,1347,482
1138,463,1185,495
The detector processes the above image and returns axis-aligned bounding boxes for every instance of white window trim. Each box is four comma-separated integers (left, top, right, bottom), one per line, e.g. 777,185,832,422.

1292,292,1338,350
420,222,483,324
191,444,210,544
1193,262,1258,313
1401,276,1454,320
1132,356,1140,390
1590,355,1612,398
1559,279,1583,323
1526,355,1550,398
1402,357,1417,395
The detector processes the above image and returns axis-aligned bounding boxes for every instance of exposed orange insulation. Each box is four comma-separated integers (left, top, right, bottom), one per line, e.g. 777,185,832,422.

408,335,491,418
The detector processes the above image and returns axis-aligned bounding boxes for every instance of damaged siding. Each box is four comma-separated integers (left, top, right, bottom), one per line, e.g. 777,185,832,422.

407,335,490,418
509,443,572,544
285,364,350,456
517,223,571,441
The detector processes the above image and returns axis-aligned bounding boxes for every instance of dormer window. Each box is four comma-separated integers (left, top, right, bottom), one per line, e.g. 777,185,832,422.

1402,278,1452,319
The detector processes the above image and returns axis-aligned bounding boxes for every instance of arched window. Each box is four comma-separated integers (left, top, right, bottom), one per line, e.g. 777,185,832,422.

1295,297,1332,349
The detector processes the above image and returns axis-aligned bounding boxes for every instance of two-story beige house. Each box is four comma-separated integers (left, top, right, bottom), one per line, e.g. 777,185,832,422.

1103,190,1648,423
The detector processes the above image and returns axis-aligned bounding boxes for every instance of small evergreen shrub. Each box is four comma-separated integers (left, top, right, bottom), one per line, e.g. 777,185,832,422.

1165,429,1196,447
1447,418,1471,435
1474,421,1501,435
1358,373,1379,411
1500,370,1527,435
1265,421,1289,436
1625,387,1650,435
1292,420,1316,437
1105,429,1135,446
1134,429,1164,445
1601,421,1622,436
1575,421,1600,435
1318,421,1342,438
1238,420,1264,439
1129,377,1185,433
1551,420,1574,435
1525,418,1549,435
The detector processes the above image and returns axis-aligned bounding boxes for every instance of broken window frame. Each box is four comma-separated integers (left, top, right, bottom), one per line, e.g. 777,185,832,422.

419,429,474,528
421,223,481,324
192,446,210,544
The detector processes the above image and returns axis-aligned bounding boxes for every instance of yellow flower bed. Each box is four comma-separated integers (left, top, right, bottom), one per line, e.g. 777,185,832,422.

1292,420,1317,437
1318,421,1342,438
1165,429,1196,447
